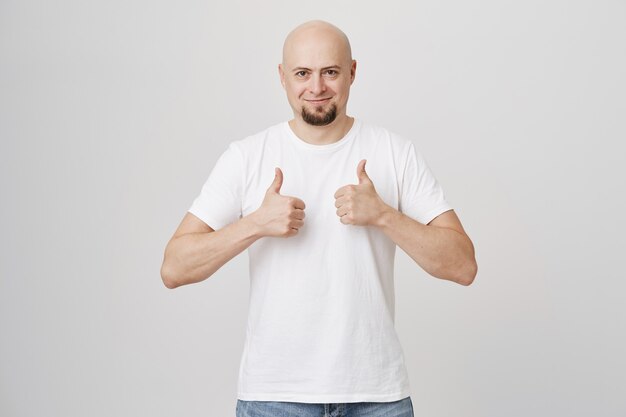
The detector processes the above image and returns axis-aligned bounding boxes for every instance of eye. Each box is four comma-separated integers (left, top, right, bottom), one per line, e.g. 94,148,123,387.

295,70,307,77
326,70,337,75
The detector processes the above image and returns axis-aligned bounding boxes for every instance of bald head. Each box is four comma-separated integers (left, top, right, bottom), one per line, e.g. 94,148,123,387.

282,20,352,67
279,20,356,128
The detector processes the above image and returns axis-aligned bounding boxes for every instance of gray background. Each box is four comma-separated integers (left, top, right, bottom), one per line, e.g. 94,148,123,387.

1,1,625,416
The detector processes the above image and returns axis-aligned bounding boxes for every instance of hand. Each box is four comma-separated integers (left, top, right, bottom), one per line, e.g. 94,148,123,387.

334,159,389,226
251,167,306,238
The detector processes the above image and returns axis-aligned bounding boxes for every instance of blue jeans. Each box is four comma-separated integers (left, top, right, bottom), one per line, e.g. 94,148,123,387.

236,396,414,417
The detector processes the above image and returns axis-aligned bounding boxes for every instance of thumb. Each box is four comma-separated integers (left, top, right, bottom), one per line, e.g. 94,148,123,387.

267,167,283,194
357,159,371,184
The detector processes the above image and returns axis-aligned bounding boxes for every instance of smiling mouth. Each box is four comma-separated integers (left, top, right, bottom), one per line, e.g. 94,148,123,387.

305,98,331,104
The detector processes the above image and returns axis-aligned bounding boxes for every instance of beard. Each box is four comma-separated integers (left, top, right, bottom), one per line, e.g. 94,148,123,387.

301,102,337,126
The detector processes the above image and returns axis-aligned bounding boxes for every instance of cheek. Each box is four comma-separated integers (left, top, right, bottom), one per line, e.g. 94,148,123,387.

327,82,343,95
286,84,305,98
286,89,307,108
338,81,351,94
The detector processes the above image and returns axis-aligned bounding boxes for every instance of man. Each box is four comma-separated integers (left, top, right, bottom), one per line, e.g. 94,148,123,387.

161,20,477,417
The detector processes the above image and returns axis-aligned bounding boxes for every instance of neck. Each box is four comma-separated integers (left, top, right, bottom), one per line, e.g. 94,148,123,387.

288,114,355,145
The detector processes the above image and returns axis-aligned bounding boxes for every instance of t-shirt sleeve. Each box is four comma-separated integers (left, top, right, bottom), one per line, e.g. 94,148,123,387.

188,143,243,230
398,142,453,225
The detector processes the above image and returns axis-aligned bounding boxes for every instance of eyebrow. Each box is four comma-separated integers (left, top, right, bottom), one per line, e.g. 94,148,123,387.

291,65,341,72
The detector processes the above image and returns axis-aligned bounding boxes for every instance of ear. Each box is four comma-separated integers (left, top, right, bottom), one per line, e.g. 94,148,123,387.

350,59,357,85
278,63,286,89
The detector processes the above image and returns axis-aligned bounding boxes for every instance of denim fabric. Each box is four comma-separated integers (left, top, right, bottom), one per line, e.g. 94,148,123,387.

236,395,414,417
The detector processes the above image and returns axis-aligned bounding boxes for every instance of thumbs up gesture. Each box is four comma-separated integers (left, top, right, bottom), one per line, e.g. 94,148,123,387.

334,159,389,226
250,167,306,238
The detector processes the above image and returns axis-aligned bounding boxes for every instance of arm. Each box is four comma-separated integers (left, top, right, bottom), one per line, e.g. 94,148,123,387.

161,167,305,289
377,208,477,286
334,159,477,286
160,212,261,289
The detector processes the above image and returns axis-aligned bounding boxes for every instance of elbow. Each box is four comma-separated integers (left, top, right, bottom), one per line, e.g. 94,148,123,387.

456,238,478,286
429,259,477,286
457,260,478,286
160,262,180,289
160,258,212,289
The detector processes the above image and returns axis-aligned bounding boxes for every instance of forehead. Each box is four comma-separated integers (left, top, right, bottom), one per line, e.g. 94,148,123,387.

283,28,350,69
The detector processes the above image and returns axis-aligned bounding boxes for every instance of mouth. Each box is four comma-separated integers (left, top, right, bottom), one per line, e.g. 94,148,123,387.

305,98,331,105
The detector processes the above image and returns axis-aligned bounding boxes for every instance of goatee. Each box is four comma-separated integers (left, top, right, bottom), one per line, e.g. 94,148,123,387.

301,103,337,126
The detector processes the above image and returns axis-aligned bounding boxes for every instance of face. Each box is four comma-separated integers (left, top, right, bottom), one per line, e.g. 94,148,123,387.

279,29,356,126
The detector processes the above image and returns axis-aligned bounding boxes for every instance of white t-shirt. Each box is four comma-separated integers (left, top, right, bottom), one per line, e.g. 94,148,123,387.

188,118,452,403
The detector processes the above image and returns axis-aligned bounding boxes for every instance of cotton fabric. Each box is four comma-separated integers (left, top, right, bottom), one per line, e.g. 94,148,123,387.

188,119,452,402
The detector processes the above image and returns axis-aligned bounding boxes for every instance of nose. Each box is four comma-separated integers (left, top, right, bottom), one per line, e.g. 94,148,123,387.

308,73,326,95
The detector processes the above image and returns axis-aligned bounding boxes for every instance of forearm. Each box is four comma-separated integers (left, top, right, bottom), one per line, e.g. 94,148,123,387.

161,215,261,289
377,207,477,285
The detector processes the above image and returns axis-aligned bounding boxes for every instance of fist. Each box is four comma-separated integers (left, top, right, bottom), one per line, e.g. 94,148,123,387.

251,167,306,238
334,159,388,226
